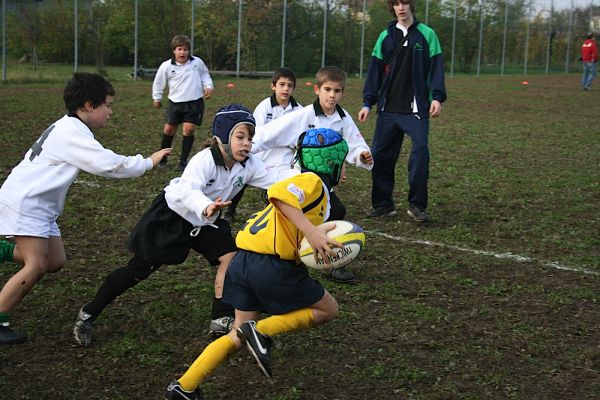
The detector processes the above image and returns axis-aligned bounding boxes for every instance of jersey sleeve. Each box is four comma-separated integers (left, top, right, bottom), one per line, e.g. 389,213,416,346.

197,58,214,90
244,156,300,189
164,150,220,224
252,107,306,154
152,61,169,100
267,173,326,215
253,98,270,126
341,113,373,170
53,123,152,178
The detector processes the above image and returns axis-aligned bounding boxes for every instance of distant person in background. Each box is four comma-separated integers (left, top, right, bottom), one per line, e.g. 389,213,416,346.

581,33,598,91
153,34,214,171
358,0,446,223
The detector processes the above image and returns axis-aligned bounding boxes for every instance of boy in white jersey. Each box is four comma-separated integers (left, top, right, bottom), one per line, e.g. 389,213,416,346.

164,128,348,400
252,66,374,283
0,72,171,344
225,67,301,223
73,105,298,347
153,35,214,171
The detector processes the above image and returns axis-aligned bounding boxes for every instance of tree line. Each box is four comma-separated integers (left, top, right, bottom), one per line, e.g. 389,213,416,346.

3,0,598,76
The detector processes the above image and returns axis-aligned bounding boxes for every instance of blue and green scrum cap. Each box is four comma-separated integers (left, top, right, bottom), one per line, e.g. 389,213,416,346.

296,128,349,187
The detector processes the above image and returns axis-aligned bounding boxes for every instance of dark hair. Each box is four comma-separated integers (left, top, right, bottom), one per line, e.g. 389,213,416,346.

272,67,297,87
315,66,346,90
387,0,416,16
171,35,191,50
586,33,594,40
63,72,115,113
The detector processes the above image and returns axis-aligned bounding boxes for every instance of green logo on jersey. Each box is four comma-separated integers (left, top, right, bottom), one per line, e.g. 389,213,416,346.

233,176,245,188
414,43,423,51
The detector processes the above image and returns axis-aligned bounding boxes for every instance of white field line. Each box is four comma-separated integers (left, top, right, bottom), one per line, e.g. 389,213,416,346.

74,179,598,276
366,230,600,276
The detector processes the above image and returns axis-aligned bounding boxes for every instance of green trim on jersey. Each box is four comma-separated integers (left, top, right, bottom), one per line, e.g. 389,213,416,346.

417,24,442,58
371,30,389,60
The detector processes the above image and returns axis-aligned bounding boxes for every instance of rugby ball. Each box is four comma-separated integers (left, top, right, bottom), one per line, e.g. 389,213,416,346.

299,220,365,270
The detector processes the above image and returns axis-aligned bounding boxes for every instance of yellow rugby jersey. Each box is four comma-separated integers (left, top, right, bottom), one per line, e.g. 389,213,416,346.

236,172,330,260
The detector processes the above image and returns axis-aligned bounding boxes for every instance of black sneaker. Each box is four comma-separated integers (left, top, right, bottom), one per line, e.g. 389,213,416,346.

322,267,356,283
367,206,397,218
407,204,429,222
237,320,273,378
208,316,234,338
164,381,204,400
0,323,27,344
159,155,169,167
175,161,187,172
73,307,96,347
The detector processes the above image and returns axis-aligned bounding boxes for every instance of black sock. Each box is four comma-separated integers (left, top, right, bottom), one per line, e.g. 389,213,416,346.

84,256,157,317
180,135,195,164
211,298,234,319
160,134,174,150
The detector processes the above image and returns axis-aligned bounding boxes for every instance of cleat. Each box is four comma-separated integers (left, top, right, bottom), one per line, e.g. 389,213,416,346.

407,204,429,223
159,156,169,167
367,206,397,218
208,316,234,338
73,306,96,347
0,324,27,344
164,380,204,400
321,266,356,283
237,320,273,378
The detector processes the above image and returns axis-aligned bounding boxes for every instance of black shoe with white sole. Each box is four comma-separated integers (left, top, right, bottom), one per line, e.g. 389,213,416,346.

164,381,204,400
237,320,273,378
407,204,429,222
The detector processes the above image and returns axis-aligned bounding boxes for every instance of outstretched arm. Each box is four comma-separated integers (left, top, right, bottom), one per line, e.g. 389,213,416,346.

271,198,341,264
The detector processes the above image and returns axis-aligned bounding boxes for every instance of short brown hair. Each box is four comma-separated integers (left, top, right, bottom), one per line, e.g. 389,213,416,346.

171,35,191,50
387,0,416,16
315,66,347,90
272,67,297,87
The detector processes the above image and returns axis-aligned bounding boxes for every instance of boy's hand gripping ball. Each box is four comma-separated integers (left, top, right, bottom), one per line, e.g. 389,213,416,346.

299,220,365,270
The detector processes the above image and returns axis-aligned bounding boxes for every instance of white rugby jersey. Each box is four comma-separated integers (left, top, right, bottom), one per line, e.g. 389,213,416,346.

0,115,153,223
152,56,214,103
252,99,373,171
164,145,298,227
253,94,302,171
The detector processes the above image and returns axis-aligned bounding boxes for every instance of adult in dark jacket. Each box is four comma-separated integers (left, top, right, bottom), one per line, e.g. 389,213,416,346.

358,0,446,222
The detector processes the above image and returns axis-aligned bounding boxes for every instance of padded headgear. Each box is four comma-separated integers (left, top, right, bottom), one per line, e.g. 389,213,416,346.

211,104,255,145
296,128,349,187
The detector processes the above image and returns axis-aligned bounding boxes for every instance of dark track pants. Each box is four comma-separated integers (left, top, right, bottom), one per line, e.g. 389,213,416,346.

371,112,430,210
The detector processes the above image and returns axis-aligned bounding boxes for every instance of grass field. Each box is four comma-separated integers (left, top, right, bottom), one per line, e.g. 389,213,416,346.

1,72,599,400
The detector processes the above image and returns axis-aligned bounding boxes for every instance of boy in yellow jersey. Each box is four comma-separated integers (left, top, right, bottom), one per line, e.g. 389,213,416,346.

164,128,349,400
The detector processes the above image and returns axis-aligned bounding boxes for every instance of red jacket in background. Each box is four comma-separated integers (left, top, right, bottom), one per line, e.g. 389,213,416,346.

581,39,598,62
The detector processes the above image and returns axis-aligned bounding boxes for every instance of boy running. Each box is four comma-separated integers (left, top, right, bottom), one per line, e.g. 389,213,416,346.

164,128,349,400
73,104,298,347
0,72,170,344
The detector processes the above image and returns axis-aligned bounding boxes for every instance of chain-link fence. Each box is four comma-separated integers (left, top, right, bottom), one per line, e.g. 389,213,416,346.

1,0,598,81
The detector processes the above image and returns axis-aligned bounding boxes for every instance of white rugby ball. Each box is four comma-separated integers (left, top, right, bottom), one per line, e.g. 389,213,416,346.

299,220,365,270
